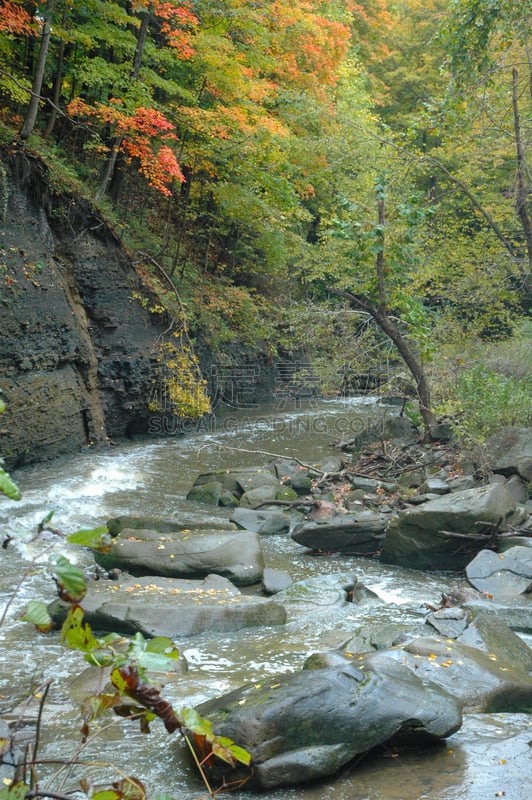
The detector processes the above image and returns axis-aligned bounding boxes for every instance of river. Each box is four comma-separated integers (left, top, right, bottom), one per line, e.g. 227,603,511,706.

1,398,530,800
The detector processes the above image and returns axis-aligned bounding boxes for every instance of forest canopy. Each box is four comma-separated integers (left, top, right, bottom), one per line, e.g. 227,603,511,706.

0,0,531,437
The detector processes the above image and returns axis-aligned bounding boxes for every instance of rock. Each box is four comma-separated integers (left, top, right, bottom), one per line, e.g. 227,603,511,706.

307,500,338,521
262,567,293,595
398,470,425,489
458,612,532,675
418,478,450,495
290,469,313,494
380,484,516,571
502,474,528,503
48,574,286,638
393,636,532,712
230,507,301,534
465,546,532,597
276,574,379,612
350,476,395,493
339,623,426,657
461,595,532,634
186,481,224,506
93,528,265,585
291,512,387,554
239,485,279,507
425,606,469,638
499,535,532,552
481,426,532,482
107,515,236,536
448,475,478,492
319,457,343,474
234,468,279,493
194,658,461,789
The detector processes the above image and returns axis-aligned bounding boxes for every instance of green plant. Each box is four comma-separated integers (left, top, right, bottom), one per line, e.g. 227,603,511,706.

0,399,20,500
0,522,251,800
432,329,532,444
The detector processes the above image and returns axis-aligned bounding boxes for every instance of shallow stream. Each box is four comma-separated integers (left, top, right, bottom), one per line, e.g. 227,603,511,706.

1,399,530,799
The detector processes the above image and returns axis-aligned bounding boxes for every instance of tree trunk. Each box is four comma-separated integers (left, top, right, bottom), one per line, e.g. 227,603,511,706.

96,5,151,201
371,305,437,433
329,288,437,435
511,67,532,307
20,1,57,139
43,38,65,139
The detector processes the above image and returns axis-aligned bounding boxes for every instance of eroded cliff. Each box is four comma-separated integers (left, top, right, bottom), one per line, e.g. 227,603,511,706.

0,147,169,466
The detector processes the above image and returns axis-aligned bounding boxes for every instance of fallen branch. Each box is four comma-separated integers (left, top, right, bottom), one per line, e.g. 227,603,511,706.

212,444,324,476
438,529,495,540
252,499,321,510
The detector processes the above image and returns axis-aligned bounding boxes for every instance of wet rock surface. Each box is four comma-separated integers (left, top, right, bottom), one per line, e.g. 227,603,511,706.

93,527,266,585
48,573,286,637
196,657,462,789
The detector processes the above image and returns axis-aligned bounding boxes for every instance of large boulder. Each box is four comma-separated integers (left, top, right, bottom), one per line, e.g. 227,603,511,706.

194,658,461,789
106,515,236,536
48,574,286,637
380,484,516,571
313,634,532,714
93,528,265,585
291,512,387,555
392,636,532,712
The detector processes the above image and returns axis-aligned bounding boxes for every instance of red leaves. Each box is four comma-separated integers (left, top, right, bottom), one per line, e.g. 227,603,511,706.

0,1,33,35
68,100,185,195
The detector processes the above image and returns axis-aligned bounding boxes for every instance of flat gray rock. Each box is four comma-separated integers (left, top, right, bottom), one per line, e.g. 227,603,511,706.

230,507,301,533
465,546,532,597
93,527,265,585
291,511,387,554
49,574,286,638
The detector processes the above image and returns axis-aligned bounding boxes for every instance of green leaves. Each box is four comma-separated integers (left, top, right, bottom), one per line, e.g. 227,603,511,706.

67,525,111,548
21,600,53,633
180,706,252,767
0,782,29,800
127,634,180,672
0,467,21,500
61,606,99,651
50,555,87,603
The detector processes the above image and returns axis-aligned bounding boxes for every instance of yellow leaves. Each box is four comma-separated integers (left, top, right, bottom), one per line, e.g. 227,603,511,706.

150,337,211,419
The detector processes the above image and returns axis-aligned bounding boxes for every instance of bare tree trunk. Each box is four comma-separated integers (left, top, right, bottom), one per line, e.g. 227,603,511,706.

95,5,151,201
328,194,438,436
44,37,65,139
20,1,57,140
512,67,532,304
329,288,437,435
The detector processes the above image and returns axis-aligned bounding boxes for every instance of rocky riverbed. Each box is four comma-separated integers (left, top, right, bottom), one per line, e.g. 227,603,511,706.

1,409,531,797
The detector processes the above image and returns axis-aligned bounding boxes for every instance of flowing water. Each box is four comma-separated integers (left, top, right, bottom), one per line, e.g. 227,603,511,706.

1,399,530,800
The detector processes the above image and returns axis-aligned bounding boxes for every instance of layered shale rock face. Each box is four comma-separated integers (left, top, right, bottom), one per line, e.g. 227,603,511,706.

0,148,168,466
